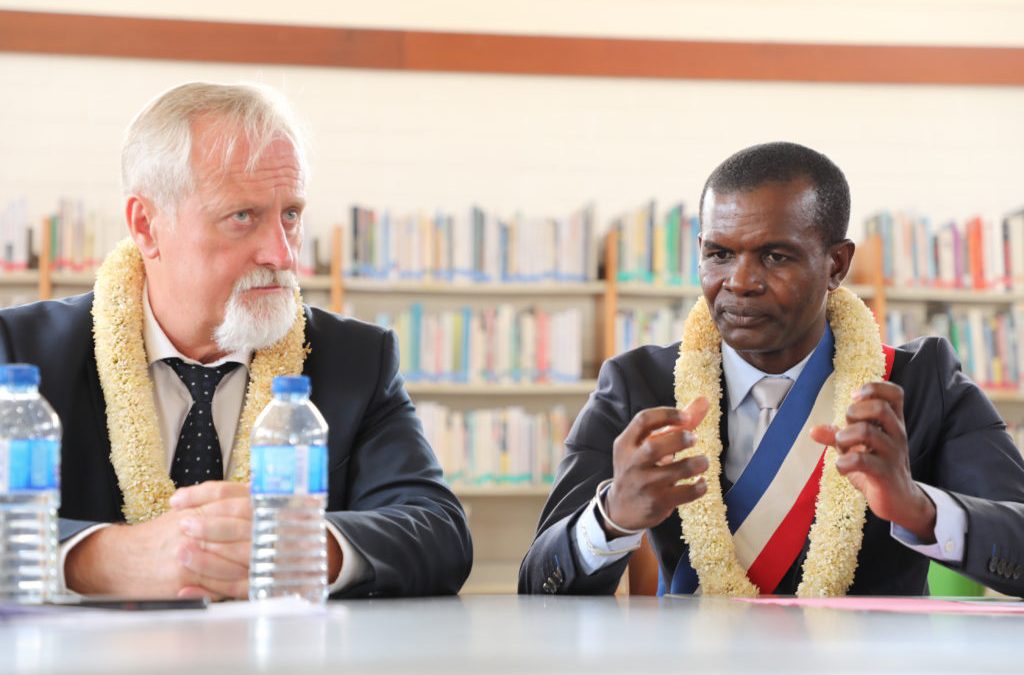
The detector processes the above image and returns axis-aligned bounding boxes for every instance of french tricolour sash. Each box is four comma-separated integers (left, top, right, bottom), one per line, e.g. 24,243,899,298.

662,326,896,595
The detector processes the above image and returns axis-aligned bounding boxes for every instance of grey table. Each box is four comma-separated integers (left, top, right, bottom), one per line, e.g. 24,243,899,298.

0,595,1020,674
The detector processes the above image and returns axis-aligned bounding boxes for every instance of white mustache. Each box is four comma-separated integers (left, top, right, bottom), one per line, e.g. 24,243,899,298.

233,268,299,294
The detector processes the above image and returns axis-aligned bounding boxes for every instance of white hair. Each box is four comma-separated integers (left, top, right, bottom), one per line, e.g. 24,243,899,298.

213,267,299,354
121,82,309,214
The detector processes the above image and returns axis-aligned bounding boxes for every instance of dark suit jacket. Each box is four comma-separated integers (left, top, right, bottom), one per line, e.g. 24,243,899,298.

0,292,472,598
519,337,1024,597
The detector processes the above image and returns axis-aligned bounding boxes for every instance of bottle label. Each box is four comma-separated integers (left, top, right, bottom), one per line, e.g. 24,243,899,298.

0,439,60,492
250,444,328,495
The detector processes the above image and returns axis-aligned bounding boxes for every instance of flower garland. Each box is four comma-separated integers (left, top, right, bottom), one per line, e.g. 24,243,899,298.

672,287,884,597
92,238,307,524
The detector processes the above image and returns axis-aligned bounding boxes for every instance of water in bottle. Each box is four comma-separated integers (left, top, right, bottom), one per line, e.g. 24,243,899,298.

0,364,61,602
249,375,328,605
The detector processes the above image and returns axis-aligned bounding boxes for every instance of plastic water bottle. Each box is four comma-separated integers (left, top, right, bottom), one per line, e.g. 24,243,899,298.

0,364,61,603
249,375,328,605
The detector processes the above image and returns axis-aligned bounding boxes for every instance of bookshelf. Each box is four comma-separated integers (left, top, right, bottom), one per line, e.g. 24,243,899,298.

7,209,1024,595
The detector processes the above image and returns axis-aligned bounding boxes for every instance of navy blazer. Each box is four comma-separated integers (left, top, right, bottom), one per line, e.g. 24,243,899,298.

519,337,1024,596
0,293,472,598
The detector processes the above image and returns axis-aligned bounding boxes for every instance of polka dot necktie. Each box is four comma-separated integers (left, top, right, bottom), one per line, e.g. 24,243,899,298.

163,357,241,487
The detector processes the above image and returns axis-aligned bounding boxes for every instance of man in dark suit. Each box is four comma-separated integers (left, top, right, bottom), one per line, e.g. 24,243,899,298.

520,142,1024,597
0,82,471,599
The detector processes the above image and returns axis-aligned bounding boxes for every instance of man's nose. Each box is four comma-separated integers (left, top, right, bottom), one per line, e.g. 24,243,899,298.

723,256,764,295
256,222,297,270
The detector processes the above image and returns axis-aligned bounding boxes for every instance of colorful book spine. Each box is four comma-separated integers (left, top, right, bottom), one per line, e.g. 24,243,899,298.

417,402,570,487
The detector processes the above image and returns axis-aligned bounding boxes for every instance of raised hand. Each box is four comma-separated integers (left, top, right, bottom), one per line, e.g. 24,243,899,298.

809,381,937,541
602,397,712,538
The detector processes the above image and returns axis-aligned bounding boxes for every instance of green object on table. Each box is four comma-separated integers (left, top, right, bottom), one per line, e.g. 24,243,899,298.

929,561,984,596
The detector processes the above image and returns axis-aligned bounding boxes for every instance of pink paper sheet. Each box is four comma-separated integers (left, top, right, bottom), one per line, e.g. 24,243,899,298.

736,596,1024,615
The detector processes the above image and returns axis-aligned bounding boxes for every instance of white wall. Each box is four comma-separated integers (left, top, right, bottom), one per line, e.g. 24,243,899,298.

1,1,1023,248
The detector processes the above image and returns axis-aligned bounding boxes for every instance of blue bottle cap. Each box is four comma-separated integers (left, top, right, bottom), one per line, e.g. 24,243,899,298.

271,375,311,396
0,364,40,388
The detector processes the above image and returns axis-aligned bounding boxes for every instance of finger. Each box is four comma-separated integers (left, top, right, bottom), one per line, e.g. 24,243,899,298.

619,407,689,449
835,448,888,477
834,421,898,460
179,541,249,582
195,540,252,568
181,515,252,543
641,428,697,466
666,478,708,505
844,398,904,443
656,455,709,485
170,481,250,509
188,496,252,522
852,381,905,424
809,424,838,447
189,576,248,600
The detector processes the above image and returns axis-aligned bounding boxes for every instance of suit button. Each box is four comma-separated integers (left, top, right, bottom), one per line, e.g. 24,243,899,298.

1013,566,1022,581
552,567,564,584
998,560,1008,576
542,579,556,594
989,558,998,574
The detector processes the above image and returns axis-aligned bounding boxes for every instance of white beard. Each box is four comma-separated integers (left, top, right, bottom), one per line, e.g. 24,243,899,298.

214,267,298,354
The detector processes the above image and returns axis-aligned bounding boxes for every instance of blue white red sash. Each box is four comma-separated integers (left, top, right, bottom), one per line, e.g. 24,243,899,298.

661,328,895,596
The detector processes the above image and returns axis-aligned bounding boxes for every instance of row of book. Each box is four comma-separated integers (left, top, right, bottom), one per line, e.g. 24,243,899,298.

864,209,1024,292
614,303,692,355
347,205,598,283
609,202,701,286
418,402,569,486
369,304,584,383
886,307,1021,390
0,198,331,276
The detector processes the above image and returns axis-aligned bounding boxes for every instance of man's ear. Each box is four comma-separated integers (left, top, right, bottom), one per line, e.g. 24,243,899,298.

126,195,162,260
828,239,856,290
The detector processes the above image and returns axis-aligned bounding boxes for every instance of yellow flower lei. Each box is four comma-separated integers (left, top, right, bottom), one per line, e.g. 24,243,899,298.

91,238,308,524
672,287,884,597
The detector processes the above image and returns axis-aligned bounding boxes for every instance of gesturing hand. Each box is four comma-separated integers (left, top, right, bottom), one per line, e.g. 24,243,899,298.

602,397,712,538
809,381,937,541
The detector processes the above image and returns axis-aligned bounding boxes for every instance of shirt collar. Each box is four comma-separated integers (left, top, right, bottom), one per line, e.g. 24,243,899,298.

721,327,823,412
143,284,251,369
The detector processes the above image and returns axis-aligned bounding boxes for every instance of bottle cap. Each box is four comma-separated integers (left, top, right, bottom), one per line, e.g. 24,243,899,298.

0,364,40,388
271,375,311,396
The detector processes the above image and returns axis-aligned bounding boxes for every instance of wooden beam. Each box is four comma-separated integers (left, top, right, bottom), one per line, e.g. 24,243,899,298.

3,10,1024,86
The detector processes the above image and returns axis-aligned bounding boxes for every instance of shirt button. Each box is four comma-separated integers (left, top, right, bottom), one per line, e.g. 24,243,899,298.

943,540,955,555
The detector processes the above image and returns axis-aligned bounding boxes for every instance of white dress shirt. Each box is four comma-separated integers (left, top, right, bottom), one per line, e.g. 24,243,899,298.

572,336,968,576
60,288,369,593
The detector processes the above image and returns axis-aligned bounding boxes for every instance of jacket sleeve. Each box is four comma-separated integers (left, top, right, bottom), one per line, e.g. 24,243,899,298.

915,338,1024,596
324,329,472,598
519,357,636,594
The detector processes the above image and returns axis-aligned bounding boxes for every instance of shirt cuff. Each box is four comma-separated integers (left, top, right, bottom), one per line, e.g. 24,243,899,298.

326,521,372,593
890,482,966,564
571,497,644,575
59,523,110,595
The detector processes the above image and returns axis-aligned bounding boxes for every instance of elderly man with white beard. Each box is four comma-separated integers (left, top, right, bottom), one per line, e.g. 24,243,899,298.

0,82,472,599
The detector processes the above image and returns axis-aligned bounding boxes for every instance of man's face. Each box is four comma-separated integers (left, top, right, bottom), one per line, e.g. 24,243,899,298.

699,178,847,373
149,121,305,355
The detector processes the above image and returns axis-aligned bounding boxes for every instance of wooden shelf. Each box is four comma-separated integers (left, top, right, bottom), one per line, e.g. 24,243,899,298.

616,283,702,299
343,278,604,297
885,286,1024,304
983,389,1024,404
297,275,333,291
453,485,552,498
0,271,39,285
51,271,95,286
406,380,597,396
